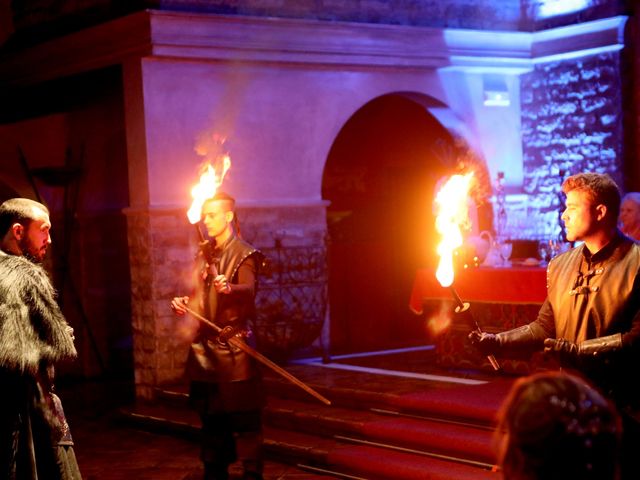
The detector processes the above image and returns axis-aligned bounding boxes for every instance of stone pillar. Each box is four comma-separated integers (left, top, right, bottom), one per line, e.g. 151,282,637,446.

125,206,194,400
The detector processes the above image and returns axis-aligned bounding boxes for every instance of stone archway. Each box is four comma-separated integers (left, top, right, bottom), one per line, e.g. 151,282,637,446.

322,93,467,354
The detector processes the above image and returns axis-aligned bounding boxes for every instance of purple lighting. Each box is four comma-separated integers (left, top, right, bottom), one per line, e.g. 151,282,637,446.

537,0,590,19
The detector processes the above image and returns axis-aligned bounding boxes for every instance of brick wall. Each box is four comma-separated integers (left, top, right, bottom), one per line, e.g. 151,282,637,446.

508,51,624,240
4,0,526,42
126,208,193,398
9,0,628,40
155,0,523,29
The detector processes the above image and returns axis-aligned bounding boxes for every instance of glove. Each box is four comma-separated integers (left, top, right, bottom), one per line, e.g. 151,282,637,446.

544,338,579,364
468,330,500,355
469,324,540,356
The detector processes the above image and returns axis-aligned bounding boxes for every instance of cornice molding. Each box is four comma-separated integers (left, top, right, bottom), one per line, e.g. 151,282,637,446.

442,15,627,73
0,12,628,87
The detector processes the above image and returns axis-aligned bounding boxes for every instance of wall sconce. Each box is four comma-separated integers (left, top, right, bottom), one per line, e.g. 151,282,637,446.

483,75,510,107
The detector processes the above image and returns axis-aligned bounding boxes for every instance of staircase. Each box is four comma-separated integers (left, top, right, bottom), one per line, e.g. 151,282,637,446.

122,357,513,479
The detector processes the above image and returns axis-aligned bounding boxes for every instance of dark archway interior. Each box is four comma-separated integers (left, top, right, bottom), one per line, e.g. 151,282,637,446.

322,94,460,354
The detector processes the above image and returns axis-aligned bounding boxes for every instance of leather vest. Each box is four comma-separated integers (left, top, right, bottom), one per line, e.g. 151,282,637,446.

547,233,640,343
206,236,264,328
186,235,264,383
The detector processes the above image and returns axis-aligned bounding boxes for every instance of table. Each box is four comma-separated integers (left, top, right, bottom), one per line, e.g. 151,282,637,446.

409,266,551,374
409,266,547,314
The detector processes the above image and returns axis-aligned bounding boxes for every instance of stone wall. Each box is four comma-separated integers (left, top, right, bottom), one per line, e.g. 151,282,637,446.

505,50,624,240
522,0,624,30
6,0,628,45
5,0,522,38
126,207,193,399
153,0,523,30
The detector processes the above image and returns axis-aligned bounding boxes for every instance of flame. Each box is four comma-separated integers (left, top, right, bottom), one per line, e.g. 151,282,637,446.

434,173,474,287
187,154,231,224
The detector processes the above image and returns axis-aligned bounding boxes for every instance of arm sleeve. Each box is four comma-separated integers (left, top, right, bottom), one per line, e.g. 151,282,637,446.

494,299,554,358
229,257,257,296
530,298,556,339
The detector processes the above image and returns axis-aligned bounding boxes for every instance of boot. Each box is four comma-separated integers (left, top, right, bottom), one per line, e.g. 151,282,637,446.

203,462,229,480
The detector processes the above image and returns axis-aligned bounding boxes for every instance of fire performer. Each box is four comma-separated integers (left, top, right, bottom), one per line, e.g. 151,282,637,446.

468,172,640,479
171,191,266,480
0,198,81,479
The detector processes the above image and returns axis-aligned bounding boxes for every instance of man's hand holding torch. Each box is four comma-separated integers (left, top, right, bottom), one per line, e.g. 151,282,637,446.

468,330,501,356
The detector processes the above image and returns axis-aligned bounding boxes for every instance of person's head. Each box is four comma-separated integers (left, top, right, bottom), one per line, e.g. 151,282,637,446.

496,371,621,480
560,173,621,243
0,198,51,263
201,192,236,243
619,192,640,238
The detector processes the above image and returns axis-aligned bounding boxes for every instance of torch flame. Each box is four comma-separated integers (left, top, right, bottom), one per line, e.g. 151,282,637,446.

187,154,231,224
434,173,474,287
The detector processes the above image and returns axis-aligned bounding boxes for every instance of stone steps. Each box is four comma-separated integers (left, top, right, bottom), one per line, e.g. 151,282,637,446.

121,363,509,479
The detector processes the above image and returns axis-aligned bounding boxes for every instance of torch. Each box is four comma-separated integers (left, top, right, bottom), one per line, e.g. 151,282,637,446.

434,174,500,371
186,153,231,275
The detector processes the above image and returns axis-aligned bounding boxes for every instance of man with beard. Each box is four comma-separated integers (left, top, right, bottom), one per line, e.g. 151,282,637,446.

469,172,640,479
0,198,81,479
172,192,265,480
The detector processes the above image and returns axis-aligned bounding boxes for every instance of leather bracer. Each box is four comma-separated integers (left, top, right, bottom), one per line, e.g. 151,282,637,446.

578,333,623,357
496,324,546,355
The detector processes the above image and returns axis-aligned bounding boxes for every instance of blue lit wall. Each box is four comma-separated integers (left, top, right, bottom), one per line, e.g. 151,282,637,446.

501,49,623,240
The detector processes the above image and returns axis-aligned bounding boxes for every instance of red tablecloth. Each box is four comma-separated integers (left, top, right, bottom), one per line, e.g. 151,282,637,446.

409,266,547,314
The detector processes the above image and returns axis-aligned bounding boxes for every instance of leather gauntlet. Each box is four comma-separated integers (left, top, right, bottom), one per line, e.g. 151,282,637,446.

544,333,623,366
496,325,538,347
469,324,544,356
578,333,622,356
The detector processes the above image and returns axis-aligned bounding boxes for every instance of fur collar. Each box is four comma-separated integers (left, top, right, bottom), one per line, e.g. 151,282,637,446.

0,253,77,374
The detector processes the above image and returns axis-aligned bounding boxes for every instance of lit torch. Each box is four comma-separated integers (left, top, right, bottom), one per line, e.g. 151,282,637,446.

434,173,500,371
186,153,231,274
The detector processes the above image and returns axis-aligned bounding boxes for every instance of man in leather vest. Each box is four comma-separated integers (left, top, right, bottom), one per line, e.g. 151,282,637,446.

171,192,265,480
469,172,640,478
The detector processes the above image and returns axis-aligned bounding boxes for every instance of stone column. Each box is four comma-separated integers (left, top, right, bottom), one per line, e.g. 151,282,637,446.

125,206,194,400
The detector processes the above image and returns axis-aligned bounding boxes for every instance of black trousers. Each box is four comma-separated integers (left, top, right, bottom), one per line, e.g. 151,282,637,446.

200,410,263,480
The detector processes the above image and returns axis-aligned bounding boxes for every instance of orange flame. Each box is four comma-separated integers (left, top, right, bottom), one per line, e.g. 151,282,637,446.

434,173,473,287
187,154,231,224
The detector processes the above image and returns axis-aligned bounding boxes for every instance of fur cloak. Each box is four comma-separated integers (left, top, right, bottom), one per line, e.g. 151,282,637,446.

0,252,80,480
0,253,76,374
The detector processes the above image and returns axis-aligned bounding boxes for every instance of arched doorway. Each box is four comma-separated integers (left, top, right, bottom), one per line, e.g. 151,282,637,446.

322,93,464,354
